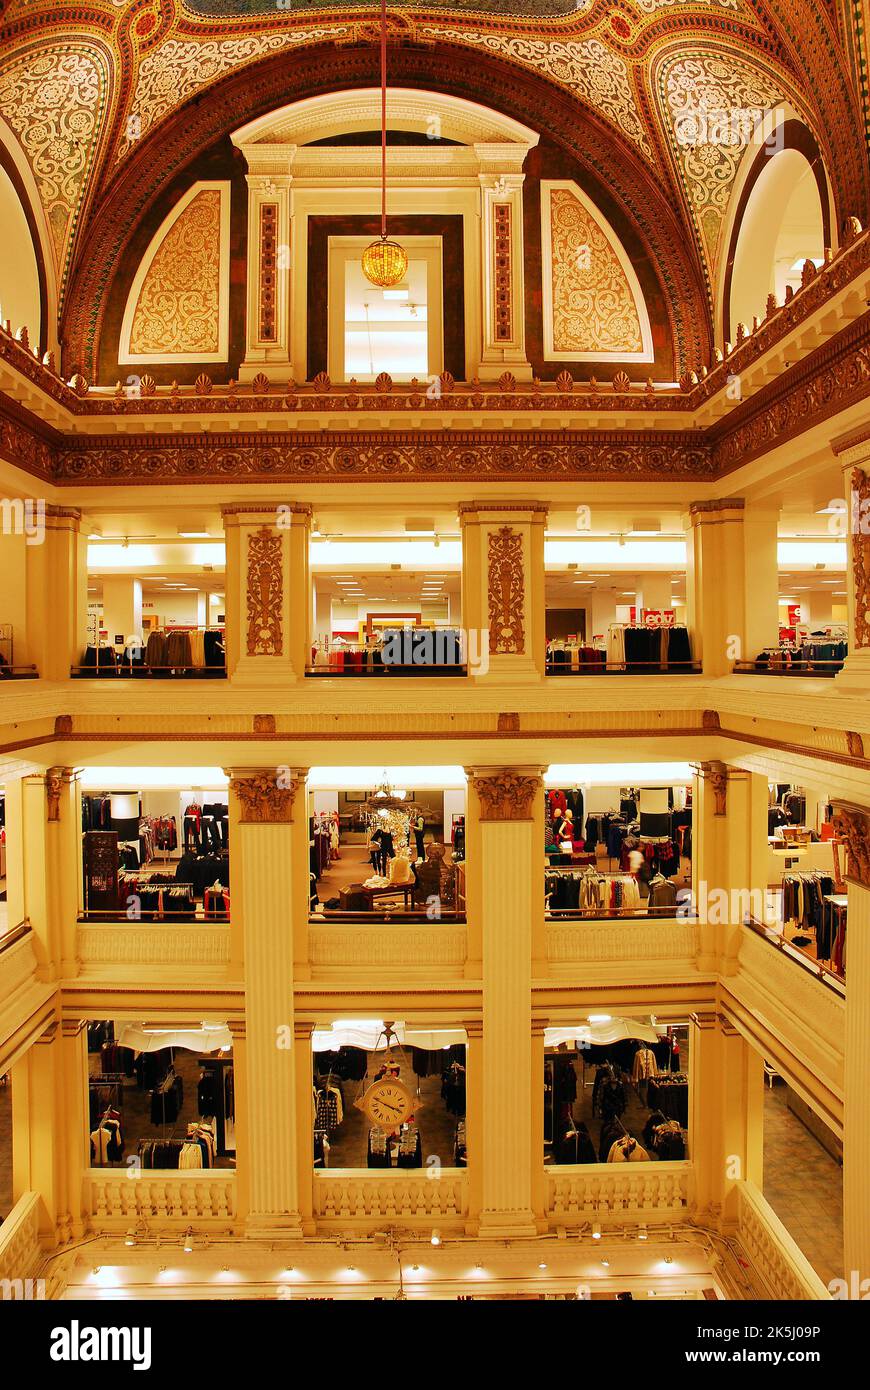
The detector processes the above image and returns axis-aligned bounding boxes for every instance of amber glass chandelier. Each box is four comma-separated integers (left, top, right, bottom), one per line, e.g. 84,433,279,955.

362,0,408,288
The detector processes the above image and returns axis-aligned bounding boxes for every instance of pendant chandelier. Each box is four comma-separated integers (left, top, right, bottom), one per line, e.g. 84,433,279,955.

361,0,408,288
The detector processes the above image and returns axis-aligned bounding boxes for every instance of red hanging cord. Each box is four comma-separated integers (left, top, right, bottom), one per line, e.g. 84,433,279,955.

380,0,387,239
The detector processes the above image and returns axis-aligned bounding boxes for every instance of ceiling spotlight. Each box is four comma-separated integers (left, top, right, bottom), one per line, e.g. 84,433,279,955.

92,1266,102,1275
663,1256,673,1265
638,1225,648,1241
431,1229,441,1246
125,1230,136,1248
183,1229,194,1254
592,1222,602,1240
538,1262,547,1270
474,1261,483,1270
601,1259,610,1268
347,1264,356,1272
412,1264,420,1272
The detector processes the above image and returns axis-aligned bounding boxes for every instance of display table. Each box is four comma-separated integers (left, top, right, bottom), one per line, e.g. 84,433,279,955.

339,881,415,911
646,1076,688,1127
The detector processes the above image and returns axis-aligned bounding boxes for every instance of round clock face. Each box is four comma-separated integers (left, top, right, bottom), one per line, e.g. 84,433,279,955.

367,1080,412,1129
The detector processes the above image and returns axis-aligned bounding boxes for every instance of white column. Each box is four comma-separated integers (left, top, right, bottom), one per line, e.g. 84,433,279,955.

459,502,547,681
100,576,142,650
685,498,747,674
742,502,780,658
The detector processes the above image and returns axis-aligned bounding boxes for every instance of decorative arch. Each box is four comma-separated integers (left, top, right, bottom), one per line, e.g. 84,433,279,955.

540,181,654,362
62,40,711,379
719,115,832,345
0,133,53,356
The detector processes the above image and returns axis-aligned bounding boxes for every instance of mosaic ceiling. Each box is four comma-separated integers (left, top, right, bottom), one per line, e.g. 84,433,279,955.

0,0,866,349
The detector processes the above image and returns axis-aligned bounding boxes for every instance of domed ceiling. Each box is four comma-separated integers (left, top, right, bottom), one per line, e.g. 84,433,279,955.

0,0,866,360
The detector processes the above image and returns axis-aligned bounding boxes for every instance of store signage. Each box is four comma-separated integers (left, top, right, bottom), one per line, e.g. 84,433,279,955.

642,609,676,628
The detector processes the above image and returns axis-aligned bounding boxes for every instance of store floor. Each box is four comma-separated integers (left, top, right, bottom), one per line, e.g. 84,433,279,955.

88,1047,235,1170
317,1050,463,1170
0,1072,12,1219
314,841,456,903
762,1082,842,1288
549,1046,689,1163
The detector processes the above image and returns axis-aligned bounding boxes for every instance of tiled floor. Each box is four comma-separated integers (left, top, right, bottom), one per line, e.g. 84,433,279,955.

762,1082,843,1288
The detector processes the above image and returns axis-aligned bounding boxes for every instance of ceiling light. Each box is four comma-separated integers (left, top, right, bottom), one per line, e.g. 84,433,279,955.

538,1262,547,1270
601,1259,610,1267
663,1256,674,1265
588,1013,612,1023
431,1229,441,1246
178,531,211,538
125,1231,136,1247
592,1222,601,1240
638,1225,648,1241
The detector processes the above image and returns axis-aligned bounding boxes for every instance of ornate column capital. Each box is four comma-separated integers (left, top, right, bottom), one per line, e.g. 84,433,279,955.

45,766,75,822
699,760,728,815
470,770,542,821
831,801,870,887
228,768,306,824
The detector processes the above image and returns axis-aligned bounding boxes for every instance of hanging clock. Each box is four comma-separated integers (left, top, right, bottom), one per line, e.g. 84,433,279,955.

356,1074,417,1130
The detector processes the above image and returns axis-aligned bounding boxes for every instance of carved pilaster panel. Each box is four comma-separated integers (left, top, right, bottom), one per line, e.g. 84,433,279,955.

831,801,870,886
258,203,279,343
851,469,870,649
230,772,298,824
493,203,513,343
487,525,525,654
246,526,283,656
473,771,541,821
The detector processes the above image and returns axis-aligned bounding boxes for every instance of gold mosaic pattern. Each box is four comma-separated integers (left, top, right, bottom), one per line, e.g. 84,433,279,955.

549,187,644,355
129,188,222,356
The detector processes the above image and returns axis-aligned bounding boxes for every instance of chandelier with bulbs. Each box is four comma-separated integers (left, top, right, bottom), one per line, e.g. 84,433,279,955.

361,0,408,288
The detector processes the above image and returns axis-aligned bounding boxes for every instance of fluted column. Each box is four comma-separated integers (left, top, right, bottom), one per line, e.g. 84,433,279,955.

227,1021,249,1222
831,801,870,1279
221,504,311,684
472,768,543,1235
459,503,547,682
691,1012,764,1227
11,1019,77,1244
833,434,870,689
294,1020,315,1234
229,768,307,1236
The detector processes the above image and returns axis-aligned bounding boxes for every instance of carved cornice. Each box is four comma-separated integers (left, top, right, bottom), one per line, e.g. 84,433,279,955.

229,772,299,824
472,771,541,821
52,430,714,484
831,801,870,888
688,497,745,517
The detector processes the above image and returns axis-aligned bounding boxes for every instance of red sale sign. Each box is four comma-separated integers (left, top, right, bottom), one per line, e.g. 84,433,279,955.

642,609,676,628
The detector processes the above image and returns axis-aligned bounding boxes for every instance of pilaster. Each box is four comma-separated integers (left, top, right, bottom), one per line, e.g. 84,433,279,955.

478,168,532,380
471,767,542,1235
229,768,307,1237
237,167,295,382
11,1019,78,1245
685,498,746,675
691,1012,764,1228
459,502,547,682
462,1017,483,1233
24,505,87,679
221,504,311,684
694,763,769,973
21,767,79,978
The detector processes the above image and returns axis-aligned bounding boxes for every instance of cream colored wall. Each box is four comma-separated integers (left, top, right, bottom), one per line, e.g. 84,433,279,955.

0,165,41,345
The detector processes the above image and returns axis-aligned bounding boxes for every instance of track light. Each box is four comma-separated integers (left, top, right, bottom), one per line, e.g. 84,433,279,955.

183,1229,194,1254
125,1230,136,1247
601,1258,610,1268
638,1224,648,1241
431,1229,441,1246
592,1222,602,1240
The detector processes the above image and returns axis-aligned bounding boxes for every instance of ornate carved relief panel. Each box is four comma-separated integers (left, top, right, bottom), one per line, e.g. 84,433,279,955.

246,526,283,656
487,525,525,654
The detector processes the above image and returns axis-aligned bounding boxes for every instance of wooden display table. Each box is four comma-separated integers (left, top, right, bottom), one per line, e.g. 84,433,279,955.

339,881,415,911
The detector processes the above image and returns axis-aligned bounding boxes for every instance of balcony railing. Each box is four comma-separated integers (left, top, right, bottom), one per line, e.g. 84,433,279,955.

743,917,845,993
734,656,845,677
313,1169,467,1226
83,1170,236,1230
0,664,38,679
546,657,701,675
309,920,467,975
546,1160,692,1225
72,663,226,679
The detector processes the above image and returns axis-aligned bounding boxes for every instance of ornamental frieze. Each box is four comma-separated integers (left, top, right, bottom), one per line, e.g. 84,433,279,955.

472,772,542,821
488,526,525,654
246,527,283,656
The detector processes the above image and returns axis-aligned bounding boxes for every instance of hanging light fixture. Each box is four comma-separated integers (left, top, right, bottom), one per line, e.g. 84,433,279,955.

362,0,408,288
